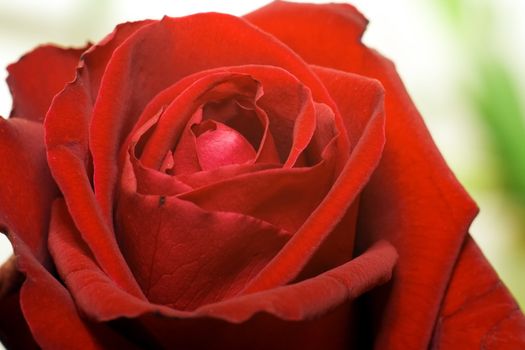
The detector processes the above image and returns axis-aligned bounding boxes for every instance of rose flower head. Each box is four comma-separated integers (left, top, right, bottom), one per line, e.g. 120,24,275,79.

0,2,524,349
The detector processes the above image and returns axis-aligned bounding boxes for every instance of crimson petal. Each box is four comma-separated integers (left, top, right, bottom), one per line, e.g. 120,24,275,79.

13,234,137,349
44,21,151,298
116,183,290,309
432,237,525,348
0,118,57,261
7,45,87,122
194,120,257,170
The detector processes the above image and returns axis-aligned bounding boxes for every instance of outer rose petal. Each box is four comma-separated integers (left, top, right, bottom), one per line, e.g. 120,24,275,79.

0,118,57,261
12,235,138,350
45,76,144,298
45,22,151,298
6,45,87,122
431,237,525,348
0,116,135,348
245,1,524,348
81,20,154,100
136,240,398,349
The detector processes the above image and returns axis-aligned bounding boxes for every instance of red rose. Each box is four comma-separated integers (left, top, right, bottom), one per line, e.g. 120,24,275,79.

0,2,524,349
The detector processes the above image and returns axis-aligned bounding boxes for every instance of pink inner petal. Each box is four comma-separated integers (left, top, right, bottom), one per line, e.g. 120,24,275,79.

193,120,257,171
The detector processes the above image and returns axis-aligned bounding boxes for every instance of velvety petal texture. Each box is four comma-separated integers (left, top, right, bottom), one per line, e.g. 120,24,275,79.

0,2,522,349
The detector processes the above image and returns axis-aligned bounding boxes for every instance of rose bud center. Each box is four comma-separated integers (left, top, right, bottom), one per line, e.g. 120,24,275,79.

191,119,256,171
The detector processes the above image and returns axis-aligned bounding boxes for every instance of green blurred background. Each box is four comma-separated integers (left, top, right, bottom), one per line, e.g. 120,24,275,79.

0,0,523,310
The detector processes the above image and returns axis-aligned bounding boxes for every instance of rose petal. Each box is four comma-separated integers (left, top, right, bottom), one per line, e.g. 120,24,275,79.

197,240,397,322
431,237,525,348
202,99,262,148
127,104,277,196
6,45,87,122
245,2,368,72
312,66,385,148
136,305,355,350
133,240,396,349
295,201,359,281
292,67,385,281
48,200,168,321
246,2,481,347
116,183,291,309
194,120,257,170
169,109,203,175
304,102,339,165
11,234,137,349
130,155,193,195
43,20,151,299
0,109,107,349
126,108,194,195
45,77,143,299
176,163,279,190
81,20,154,100
0,118,57,261
45,23,149,297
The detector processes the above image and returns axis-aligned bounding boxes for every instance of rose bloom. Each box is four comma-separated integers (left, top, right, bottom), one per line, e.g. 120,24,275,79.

0,1,523,349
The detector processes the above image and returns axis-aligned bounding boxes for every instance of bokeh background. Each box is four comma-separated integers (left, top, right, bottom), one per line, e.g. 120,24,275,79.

0,0,524,314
